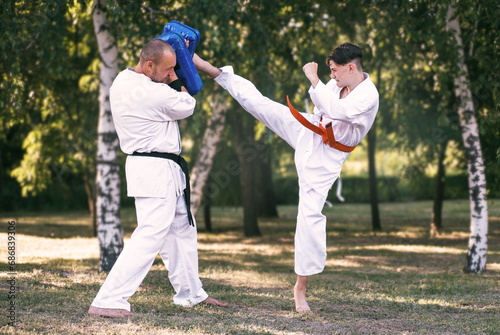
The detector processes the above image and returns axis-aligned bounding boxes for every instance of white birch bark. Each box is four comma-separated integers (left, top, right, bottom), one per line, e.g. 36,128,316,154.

92,0,123,272
446,1,488,273
190,92,228,216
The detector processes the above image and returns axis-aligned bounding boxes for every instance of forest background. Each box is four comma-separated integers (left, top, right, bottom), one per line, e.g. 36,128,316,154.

1,0,498,235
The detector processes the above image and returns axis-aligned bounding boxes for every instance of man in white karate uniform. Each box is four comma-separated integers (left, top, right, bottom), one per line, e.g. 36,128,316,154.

193,43,379,312
88,39,227,318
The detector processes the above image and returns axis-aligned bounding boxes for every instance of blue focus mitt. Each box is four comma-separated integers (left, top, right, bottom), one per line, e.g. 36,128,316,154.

153,20,203,95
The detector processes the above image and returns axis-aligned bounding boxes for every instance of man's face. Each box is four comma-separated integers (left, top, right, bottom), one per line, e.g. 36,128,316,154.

148,52,176,84
329,60,350,88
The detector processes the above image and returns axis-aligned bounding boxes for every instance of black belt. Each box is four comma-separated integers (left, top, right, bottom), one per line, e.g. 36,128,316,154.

130,151,194,226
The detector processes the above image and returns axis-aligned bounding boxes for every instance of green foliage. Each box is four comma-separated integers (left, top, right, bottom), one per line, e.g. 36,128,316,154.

1,0,498,213
10,127,52,196
0,0,98,206
273,173,472,205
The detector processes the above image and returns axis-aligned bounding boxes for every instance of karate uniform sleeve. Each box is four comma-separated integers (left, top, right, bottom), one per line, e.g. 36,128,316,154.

308,80,375,126
143,84,196,121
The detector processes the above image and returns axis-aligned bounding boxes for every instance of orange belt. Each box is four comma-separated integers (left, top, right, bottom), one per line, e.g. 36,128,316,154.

286,96,356,152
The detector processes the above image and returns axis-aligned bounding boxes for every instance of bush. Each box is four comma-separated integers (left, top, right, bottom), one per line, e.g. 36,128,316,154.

274,174,470,204
0,171,474,212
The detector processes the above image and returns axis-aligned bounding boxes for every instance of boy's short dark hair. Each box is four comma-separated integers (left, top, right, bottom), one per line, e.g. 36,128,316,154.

326,43,363,70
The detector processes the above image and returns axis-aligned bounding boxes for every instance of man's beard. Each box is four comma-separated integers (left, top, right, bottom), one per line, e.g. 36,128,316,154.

151,71,166,84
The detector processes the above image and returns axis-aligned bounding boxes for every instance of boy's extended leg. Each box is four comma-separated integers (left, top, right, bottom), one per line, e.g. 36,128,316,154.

195,54,326,312
194,55,302,149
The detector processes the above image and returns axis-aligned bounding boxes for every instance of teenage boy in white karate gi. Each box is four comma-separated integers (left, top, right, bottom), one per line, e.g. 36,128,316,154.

88,39,227,318
193,43,379,312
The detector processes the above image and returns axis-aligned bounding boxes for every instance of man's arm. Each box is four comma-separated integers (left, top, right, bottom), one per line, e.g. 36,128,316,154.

165,71,189,93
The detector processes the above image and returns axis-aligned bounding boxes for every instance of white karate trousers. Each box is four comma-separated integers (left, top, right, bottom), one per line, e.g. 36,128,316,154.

215,66,328,276
91,193,208,311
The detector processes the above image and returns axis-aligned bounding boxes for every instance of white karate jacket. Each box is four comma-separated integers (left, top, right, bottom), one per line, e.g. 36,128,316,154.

109,69,196,198
296,74,379,197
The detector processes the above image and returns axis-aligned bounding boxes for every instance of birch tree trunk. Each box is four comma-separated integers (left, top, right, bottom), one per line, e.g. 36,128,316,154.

190,92,228,217
92,0,123,272
446,1,488,273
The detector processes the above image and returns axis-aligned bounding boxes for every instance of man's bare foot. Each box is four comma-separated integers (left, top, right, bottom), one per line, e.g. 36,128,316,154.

201,296,228,307
88,305,133,318
294,275,311,312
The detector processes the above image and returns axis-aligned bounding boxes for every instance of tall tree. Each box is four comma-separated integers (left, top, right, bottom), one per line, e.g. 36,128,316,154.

92,0,123,272
367,1,458,233
190,91,228,216
430,141,448,237
2,0,98,216
232,110,261,237
256,141,279,218
446,0,488,273
367,66,383,232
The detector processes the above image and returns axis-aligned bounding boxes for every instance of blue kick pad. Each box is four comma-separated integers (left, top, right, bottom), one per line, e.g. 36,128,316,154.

153,21,202,95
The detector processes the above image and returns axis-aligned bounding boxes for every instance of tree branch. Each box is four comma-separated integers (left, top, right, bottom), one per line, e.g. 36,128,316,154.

141,4,169,21
26,32,40,50
469,4,481,57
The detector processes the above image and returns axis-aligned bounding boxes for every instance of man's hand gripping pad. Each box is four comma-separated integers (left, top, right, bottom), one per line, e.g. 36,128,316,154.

154,20,202,95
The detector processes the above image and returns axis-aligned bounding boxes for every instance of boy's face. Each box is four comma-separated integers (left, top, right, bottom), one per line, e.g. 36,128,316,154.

329,60,351,88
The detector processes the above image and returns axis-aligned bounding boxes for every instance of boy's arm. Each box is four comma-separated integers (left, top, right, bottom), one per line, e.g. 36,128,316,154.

302,62,320,88
193,53,222,79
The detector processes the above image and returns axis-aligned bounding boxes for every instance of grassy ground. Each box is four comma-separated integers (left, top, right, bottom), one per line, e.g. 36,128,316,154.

0,199,499,334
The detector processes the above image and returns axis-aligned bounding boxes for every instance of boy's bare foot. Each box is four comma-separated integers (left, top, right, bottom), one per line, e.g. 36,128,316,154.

294,275,311,312
201,296,228,307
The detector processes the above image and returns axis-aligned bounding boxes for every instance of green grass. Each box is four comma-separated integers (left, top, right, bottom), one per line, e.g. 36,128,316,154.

0,199,499,334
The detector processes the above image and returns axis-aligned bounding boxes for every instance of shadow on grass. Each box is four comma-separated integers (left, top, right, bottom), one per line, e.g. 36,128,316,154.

11,222,95,238
8,259,498,335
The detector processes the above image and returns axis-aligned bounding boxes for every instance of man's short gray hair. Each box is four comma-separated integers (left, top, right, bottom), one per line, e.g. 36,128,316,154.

140,39,175,65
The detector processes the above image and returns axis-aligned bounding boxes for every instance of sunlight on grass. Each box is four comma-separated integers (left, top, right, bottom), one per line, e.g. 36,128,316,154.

377,294,460,308
201,268,292,289
356,245,465,254
198,240,294,256
0,200,498,335
0,234,99,263
376,293,498,311
326,258,364,268
487,263,500,271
